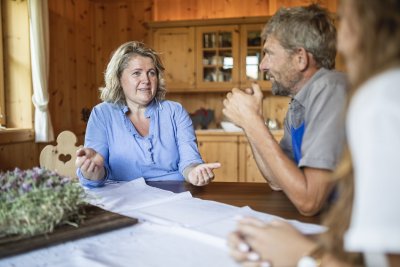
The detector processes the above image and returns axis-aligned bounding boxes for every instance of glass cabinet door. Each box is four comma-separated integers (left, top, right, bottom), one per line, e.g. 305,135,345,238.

196,26,239,91
240,24,272,90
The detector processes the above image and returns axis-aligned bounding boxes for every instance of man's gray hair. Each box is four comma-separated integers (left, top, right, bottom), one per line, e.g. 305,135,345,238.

262,4,337,69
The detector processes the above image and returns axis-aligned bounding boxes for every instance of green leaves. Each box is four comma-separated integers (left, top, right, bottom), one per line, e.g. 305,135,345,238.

0,168,86,237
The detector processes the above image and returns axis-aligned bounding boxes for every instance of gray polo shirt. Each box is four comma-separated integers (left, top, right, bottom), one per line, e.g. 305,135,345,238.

280,68,348,171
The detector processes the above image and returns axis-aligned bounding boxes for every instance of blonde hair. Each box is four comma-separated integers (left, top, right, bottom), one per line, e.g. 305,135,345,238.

320,0,400,264
101,41,166,105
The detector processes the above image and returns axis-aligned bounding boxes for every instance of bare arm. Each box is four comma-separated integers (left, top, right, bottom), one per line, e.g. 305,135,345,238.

246,127,283,190
223,85,334,216
244,115,334,216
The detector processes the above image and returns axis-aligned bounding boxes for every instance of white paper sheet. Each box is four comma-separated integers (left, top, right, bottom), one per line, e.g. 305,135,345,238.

135,197,240,227
85,178,183,212
193,206,327,240
84,178,327,236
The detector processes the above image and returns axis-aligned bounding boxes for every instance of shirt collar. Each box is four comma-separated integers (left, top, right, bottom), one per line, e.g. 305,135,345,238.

119,99,158,118
293,68,328,106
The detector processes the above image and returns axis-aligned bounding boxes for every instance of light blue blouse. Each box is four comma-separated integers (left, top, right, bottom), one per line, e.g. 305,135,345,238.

78,100,203,187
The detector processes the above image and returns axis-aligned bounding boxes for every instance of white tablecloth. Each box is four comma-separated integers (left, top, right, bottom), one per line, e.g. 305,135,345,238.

0,222,240,267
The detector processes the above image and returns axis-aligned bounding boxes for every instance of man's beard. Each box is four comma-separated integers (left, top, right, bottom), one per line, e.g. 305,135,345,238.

271,81,291,96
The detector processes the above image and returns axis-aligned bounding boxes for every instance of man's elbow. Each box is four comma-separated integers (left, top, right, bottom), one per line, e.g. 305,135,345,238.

295,200,323,217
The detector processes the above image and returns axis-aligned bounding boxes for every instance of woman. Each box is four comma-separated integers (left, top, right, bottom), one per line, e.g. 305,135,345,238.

228,0,400,266
76,41,220,187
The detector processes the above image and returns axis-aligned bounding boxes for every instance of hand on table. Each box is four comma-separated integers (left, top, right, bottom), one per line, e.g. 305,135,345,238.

75,148,105,180
187,162,221,186
227,217,316,267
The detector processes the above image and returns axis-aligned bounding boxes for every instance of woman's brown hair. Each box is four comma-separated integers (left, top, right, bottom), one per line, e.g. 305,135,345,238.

319,0,400,264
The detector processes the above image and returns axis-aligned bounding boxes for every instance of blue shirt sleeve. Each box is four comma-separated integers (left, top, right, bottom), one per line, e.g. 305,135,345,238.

171,103,204,174
77,104,111,187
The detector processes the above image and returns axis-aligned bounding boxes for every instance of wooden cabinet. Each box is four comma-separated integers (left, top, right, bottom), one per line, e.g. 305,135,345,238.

239,23,272,90
147,17,272,93
196,130,283,183
197,134,239,182
151,27,196,91
238,132,284,183
196,25,240,91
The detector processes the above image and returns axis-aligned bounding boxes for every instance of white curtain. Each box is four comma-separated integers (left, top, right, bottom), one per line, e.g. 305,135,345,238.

28,0,54,142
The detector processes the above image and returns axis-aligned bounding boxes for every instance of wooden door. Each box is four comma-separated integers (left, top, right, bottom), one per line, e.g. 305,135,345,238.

197,134,239,182
238,131,284,183
239,23,272,91
196,25,240,91
152,27,196,92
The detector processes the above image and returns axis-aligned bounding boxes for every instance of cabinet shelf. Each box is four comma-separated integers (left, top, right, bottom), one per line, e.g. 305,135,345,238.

149,16,271,92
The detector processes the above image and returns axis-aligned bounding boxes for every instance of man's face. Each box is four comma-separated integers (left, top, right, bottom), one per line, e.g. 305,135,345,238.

259,36,301,96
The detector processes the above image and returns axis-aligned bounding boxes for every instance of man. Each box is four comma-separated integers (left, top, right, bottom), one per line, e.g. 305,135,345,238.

223,4,347,216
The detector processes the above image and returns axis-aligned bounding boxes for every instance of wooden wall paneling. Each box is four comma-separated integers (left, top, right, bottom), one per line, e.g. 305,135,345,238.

48,0,75,134
74,0,96,137
93,2,106,88
153,0,269,21
66,0,79,135
48,0,61,134
127,0,153,45
152,0,337,21
196,0,269,19
269,0,337,14
153,0,195,21
93,2,128,88
93,1,153,89
0,142,39,170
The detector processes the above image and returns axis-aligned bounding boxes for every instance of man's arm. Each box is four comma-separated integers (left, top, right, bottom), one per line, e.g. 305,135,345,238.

246,126,282,190
243,115,334,216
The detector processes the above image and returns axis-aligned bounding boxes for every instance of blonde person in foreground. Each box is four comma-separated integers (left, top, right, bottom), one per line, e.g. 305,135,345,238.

227,0,400,266
76,41,220,187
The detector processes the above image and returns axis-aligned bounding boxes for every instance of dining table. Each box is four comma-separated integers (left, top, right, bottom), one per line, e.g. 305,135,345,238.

0,180,323,267
148,180,321,224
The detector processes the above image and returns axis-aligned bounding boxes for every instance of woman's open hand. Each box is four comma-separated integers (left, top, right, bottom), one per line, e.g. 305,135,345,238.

75,148,105,180
187,162,221,186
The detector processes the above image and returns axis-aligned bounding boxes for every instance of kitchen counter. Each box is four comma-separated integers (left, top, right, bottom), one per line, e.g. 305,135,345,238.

196,128,284,137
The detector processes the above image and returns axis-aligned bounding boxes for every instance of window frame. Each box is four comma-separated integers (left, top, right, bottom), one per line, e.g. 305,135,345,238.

0,0,34,144
0,3,6,127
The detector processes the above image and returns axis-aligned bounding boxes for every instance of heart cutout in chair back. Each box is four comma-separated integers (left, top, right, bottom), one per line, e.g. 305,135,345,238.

59,154,72,164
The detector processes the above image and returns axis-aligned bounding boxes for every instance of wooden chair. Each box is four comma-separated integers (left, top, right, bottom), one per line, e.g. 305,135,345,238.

39,130,82,179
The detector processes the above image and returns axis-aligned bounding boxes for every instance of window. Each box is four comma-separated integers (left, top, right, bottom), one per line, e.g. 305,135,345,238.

0,3,5,127
0,0,32,130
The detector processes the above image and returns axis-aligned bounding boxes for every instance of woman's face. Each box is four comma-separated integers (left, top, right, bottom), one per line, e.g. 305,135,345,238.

120,55,158,108
337,0,360,82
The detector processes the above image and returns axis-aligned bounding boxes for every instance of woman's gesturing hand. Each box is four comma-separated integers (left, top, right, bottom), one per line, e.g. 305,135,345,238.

75,148,105,181
187,162,221,186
